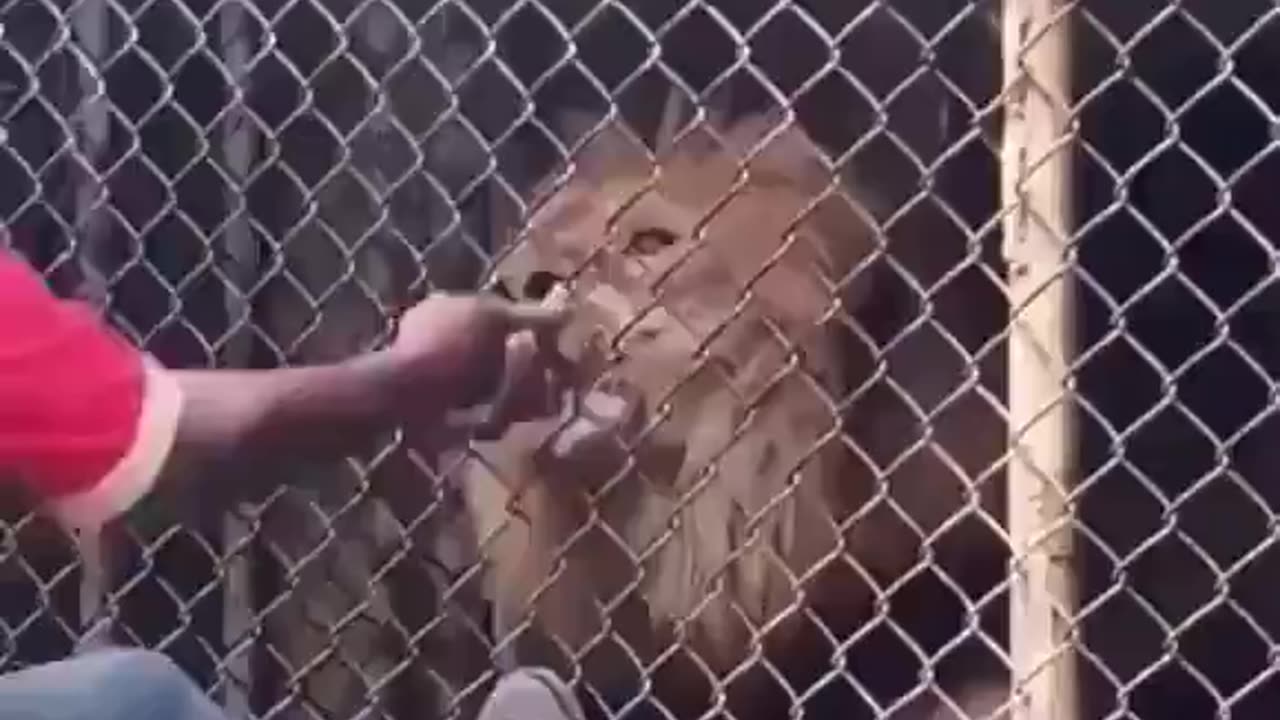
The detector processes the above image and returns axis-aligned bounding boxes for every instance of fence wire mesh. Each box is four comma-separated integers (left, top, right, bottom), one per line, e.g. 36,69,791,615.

5,1,1280,719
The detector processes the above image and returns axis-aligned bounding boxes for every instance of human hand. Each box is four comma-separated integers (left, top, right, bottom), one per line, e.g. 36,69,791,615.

389,292,569,414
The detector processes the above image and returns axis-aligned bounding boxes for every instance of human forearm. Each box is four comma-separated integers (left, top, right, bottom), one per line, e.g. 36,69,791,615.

134,349,459,517
167,349,438,467
166,291,569,471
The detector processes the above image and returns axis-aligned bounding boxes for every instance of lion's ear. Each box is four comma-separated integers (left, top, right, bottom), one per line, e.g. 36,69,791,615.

724,114,833,185
556,109,604,149
554,111,651,181
717,110,782,150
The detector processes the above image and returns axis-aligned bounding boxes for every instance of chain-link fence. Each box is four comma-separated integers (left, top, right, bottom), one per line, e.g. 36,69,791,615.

5,0,1280,719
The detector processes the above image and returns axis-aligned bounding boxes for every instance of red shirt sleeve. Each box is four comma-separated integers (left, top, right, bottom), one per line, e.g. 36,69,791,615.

0,253,183,535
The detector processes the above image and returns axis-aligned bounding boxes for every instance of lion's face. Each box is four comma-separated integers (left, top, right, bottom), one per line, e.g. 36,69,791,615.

488,116,880,495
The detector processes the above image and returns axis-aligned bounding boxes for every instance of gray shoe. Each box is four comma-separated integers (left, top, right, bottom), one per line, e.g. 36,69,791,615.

478,668,588,720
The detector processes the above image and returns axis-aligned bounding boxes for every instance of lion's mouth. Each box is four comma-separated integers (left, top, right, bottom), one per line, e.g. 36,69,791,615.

536,375,690,491
499,280,707,488
546,387,634,460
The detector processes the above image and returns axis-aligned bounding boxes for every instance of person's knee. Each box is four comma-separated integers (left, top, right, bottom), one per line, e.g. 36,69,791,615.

91,648,182,685
86,649,220,720
0,648,225,720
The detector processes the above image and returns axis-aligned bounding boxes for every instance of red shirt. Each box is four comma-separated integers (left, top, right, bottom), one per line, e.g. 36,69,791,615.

0,253,182,536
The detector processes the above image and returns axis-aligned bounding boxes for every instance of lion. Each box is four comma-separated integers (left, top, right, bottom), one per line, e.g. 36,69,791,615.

460,96,1007,720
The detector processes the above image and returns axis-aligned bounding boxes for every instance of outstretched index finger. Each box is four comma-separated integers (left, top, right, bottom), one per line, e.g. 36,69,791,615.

500,283,571,332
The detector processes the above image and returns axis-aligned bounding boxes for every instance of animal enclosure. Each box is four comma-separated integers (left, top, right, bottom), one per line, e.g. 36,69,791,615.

4,1,1280,719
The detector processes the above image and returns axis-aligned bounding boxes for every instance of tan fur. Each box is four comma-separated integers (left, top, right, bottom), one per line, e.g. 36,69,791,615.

464,105,1005,714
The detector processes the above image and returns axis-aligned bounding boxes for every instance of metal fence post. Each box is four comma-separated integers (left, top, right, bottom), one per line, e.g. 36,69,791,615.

217,0,261,712
70,0,114,653
1001,1,1079,719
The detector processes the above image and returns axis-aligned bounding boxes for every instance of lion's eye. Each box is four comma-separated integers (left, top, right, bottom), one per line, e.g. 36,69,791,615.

625,227,678,256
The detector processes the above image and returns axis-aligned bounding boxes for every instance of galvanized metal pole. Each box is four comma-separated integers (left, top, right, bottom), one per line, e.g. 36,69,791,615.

1000,1,1079,720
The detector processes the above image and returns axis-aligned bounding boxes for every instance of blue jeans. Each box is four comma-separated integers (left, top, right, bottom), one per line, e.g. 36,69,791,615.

0,649,584,720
